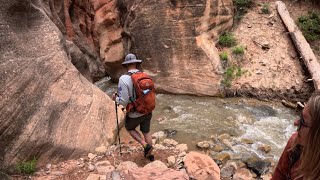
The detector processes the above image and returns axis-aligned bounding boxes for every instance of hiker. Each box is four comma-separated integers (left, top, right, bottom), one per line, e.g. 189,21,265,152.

112,53,155,161
271,91,320,180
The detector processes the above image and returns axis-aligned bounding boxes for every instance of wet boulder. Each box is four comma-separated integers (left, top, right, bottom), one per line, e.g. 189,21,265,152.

245,157,271,176
184,151,220,180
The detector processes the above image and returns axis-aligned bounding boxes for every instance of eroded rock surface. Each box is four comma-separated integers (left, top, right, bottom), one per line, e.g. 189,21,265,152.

43,0,105,82
96,0,234,95
0,0,123,170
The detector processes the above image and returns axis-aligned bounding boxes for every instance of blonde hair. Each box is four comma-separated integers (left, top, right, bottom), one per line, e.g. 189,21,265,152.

298,91,320,179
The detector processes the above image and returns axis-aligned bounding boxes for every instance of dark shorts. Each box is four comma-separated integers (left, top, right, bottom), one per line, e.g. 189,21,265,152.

125,113,152,133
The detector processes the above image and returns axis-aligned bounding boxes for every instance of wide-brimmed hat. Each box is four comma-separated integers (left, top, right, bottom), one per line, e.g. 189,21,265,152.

122,54,142,65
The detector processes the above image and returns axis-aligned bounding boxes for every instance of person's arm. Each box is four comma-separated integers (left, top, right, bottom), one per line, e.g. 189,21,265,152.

116,76,131,107
271,133,297,180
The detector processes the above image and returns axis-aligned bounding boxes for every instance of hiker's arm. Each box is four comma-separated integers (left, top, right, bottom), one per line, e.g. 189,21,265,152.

116,77,130,107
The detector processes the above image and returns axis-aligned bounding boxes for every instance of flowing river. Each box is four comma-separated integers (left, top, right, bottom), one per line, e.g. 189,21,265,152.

96,77,297,161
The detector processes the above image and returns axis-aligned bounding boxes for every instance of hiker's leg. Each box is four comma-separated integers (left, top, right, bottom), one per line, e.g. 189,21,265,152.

125,115,147,146
127,130,147,146
143,132,152,145
140,113,153,145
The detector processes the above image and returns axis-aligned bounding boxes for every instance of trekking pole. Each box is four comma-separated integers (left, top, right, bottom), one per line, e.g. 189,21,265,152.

115,100,122,155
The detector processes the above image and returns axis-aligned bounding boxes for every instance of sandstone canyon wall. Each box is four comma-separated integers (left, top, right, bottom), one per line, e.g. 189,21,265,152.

0,0,123,170
0,0,234,170
97,0,234,95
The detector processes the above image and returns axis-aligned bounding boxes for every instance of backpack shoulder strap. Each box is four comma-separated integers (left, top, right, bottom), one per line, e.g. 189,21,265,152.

126,70,141,76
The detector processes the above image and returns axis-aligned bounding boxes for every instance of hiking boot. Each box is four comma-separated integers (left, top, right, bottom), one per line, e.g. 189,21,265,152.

148,155,155,161
144,144,153,158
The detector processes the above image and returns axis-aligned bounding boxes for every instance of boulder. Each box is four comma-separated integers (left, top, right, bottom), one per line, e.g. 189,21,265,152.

176,144,188,152
184,151,220,180
123,168,189,179
94,161,115,174
245,157,271,176
233,168,253,180
117,161,138,171
144,160,168,169
0,0,123,169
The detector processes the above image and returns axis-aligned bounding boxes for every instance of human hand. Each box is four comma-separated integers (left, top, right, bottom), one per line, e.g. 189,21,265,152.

111,92,118,101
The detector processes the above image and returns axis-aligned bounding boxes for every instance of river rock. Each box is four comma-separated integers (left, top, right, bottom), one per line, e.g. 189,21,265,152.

184,151,220,180
154,144,166,150
240,138,254,144
220,166,236,179
167,156,176,166
218,133,231,141
196,141,211,149
88,164,95,172
163,129,177,138
144,160,168,169
233,168,253,180
245,157,271,176
124,168,189,179
117,161,138,171
261,172,273,180
212,144,225,152
152,131,167,142
88,153,97,161
95,161,114,174
213,153,231,164
86,174,106,180
163,139,179,147
176,144,188,152
258,144,271,153
210,135,219,143
95,146,108,154
222,139,234,150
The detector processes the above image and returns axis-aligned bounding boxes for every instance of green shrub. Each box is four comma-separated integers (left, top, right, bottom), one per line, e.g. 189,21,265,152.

219,32,236,47
232,45,245,55
222,65,246,87
297,11,320,42
234,0,252,9
219,52,228,61
16,158,37,174
233,0,253,20
261,3,270,14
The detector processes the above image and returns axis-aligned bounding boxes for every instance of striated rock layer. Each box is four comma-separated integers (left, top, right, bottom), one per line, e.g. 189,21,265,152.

43,0,106,82
0,0,123,170
97,0,234,95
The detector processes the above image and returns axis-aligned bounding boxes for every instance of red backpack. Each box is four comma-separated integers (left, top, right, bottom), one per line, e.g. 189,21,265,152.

126,71,156,114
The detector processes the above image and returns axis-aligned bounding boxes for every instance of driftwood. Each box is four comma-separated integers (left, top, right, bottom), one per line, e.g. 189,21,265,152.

281,100,296,109
276,1,320,90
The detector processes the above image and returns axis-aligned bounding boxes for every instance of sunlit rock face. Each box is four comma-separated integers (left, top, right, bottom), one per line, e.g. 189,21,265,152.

99,0,233,95
0,0,122,170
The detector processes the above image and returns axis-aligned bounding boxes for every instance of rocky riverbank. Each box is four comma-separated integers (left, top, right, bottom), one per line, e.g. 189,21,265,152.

8,130,277,180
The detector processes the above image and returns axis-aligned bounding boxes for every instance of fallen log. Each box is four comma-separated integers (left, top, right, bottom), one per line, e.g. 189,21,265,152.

276,1,320,90
281,100,296,109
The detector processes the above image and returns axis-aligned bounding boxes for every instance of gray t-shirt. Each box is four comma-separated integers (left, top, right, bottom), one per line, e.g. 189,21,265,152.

116,69,144,118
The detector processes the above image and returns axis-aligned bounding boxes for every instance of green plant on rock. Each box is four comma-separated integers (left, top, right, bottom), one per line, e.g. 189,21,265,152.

261,3,270,14
218,32,236,47
297,11,320,42
232,45,245,55
219,52,229,61
16,158,37,174
233,0,253,21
